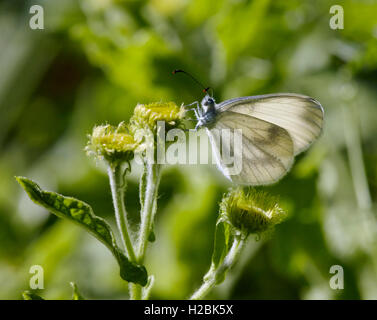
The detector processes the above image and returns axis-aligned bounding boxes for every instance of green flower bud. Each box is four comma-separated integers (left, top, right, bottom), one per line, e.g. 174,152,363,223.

220,188,286,236
129,101,185,160
86,122,138,165
130,101,185,133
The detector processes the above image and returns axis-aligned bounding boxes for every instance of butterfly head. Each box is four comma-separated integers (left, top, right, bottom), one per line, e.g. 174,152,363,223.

201,94,216,113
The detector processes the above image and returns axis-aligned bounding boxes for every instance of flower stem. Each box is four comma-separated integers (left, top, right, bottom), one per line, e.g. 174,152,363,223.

107,164,136,262
129,283,142,300
137,162,161,263
190,237,246,300
128,162,160,300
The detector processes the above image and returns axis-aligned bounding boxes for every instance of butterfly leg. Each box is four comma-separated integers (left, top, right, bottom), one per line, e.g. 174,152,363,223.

184,106,201,121
183,101,203,131
193,108,201,120
194,123,201,131
183,101,199,109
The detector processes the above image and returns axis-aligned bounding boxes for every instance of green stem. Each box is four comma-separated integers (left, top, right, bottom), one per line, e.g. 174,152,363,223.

343,106,372,211
190,237,245,300
129,283,142,300
107,164,136,262
137,162,161,263
108,164,143,300
343,106,377,276
128,162,160,300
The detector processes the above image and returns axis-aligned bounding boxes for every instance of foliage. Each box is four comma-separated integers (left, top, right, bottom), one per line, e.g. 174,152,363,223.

16,176,148,286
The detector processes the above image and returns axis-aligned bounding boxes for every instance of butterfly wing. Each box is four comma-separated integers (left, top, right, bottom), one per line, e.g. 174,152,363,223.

206,111,294,185
216,93,324,155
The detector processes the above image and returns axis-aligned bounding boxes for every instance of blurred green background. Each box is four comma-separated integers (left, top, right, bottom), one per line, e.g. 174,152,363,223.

1,0,377,299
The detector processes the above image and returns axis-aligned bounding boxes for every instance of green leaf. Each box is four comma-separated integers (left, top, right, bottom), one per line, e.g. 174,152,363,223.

206,218,233,285
211,219,231,269
16,176,148,286
22,291,44,300
148,228,156,242
70,282,85,300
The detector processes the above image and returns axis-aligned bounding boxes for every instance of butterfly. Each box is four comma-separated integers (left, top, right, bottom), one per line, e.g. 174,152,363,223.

173,70,324,186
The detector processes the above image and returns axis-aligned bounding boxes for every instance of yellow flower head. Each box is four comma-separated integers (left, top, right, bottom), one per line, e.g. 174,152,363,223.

86,122,138,165
221,188,287,236
130,101,185,133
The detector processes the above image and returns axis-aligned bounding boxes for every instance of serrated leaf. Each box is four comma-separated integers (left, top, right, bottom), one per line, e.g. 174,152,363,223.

16,176,148,286
70,282,85,300
23,291,44,300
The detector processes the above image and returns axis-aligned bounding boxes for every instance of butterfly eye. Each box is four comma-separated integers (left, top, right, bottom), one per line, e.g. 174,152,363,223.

203,97,214,106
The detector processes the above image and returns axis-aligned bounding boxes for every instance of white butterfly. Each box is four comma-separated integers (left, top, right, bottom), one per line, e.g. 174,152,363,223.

190,93,324,185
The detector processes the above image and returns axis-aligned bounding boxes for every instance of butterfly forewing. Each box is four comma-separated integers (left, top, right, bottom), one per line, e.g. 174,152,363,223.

207,111,294,185
217,94,324,155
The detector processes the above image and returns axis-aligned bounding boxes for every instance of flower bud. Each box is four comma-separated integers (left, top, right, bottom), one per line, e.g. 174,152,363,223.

86,122,138,165
220,188,286,236
129,102,185,160
130,101,185,133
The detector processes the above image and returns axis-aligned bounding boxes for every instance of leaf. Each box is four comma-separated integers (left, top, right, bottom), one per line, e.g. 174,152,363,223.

148,228,156,242
206,218,233,285
23,291,44,300
70,282,85,300
211,219,231,269
16,176,148,286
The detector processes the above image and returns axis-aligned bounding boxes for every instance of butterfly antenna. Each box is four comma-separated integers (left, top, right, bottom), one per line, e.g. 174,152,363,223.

172,69,213,96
